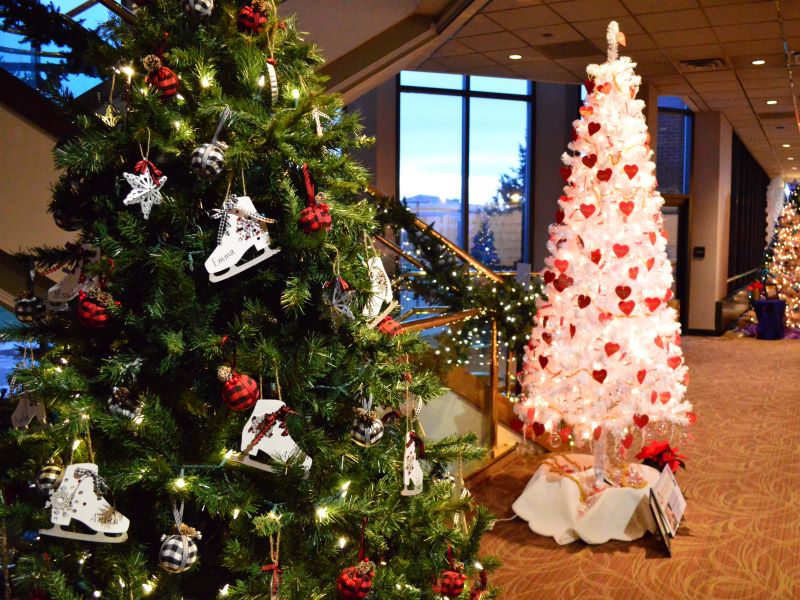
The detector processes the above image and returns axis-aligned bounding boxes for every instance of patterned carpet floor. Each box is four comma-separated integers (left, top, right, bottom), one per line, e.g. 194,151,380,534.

470,335,800,600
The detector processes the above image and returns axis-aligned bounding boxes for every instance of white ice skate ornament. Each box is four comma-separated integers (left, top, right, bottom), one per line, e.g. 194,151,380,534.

123,160,166,219
232,399,312,472
325,277,357,321
401,431,424,496
205,195,280,282
363,255,397,327
11,395,47,429
46,245,101,311
40,463,129,543
311,107,330,138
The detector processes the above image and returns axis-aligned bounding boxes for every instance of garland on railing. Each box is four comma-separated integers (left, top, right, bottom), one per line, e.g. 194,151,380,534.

373,192,543,373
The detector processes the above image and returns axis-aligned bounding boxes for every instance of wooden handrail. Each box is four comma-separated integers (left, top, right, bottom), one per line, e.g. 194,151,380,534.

397,308,481,333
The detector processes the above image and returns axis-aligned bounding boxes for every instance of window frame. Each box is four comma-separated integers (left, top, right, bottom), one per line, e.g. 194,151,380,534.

396,73,536,265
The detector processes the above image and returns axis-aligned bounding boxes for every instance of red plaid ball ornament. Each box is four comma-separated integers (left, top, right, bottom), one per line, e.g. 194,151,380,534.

337,559,375,599
378,316,401,336
298,163,332,234
433,547,467,598
76,290,116,330
237,1,269,34
143,55,179,99
218,366,259,411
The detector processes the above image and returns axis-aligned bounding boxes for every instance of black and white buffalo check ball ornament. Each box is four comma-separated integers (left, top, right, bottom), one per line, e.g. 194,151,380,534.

181,0,213,18
15,293,46,324
190,142,227,178
159,524,201,573
35,462,64,493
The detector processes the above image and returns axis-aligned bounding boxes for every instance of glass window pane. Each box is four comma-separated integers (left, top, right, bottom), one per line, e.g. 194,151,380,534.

468,97,527,268
657,111,691,195
399,92,464,247
71,3,114,30
658,96,688,110
54,0,91,12
400,70,463,90
470,75,528,95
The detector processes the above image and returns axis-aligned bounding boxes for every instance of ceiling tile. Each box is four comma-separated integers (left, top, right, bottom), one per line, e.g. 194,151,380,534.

743,84,791,98
509,60,579,82
434,53,499,69
781,19,800,37
661,43,724,61
713,21,781,43
484,0,543,11
727,54,785,69
516,23,584,45
464,64,521,78
486,4,566,28
637,9,708,32
777,2,800,19
702,1,775,25
417,59,450,72
721,39,784,56
626,49,668,64
555,54,607,70
548,0,629,23
455,14,506,37
683,70,737,82
433,40,474,58
690,79,742,92
621,0,698,13
623,33,658,49
649,74,688,85
639,62,679,76
736,66,789,80
650,28,715,48
459,31,527,52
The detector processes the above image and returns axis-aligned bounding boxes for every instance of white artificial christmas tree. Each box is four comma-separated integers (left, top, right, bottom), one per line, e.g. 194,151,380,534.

768,191,800,327
765,177,786,248
515,22,693,478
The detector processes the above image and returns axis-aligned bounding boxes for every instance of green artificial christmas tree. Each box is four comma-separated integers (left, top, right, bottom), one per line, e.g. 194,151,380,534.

0,1,497,598
470,219,500,269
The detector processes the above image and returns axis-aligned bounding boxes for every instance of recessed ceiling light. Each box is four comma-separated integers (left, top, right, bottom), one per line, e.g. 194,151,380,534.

766,100,778,105
788,157,795,160
752,59,766,66
783,143,791,147
509,54,522,60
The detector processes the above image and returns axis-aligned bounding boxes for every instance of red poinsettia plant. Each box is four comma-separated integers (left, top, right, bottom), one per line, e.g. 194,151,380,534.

747,280,764,301
635,440,686,473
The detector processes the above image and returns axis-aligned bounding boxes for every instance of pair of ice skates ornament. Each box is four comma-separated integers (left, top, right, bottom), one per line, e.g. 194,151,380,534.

46,244,102,312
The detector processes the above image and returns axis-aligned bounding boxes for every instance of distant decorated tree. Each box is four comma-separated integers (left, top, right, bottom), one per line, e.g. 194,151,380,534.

471,218,500,268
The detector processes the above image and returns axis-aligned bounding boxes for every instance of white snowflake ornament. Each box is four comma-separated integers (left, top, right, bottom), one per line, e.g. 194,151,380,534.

123,160,166,219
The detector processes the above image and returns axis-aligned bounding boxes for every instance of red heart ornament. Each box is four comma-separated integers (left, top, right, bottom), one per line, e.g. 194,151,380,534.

613,244,629,258
646,257,655,271
619,200,634,216
650,391,658,404
686,412,697,425
533,421,545,437
582,154,598,168
570,324,576,338
668,356,682,369
592,369,607,383
597,168,613,182
588,122,601,136
580,204,596,218
615,285,632,300
644,297,661,312
555,209,565,224
628,267,639,280
554,259,569,273
560,166,572,181
648,232,657,245
633,414,649,428
598,311,612,324
597,82,611,94
660,391,672,404
593,426,602,441
619,300,635,315
579,105,593,118
623,164,639,179
664,289,674,302
559,427,573,443
654,336,664,349
604,342,620,356
542,333,552,345
559,194,572,203
577,295,591,309
543,271,555,284
538,355,549,368
637,369,646,384
590,249,602,264
554,274,573,292
661,229,669,240
622,433,633,449
584,79,595,94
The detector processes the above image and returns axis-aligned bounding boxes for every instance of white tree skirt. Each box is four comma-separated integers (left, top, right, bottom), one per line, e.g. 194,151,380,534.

511,453,659,545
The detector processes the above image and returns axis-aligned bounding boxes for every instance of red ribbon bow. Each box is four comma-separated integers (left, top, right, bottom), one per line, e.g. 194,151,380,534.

406,431,425,457
134,159,163,179
301,163,328,209
261,563,282,594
